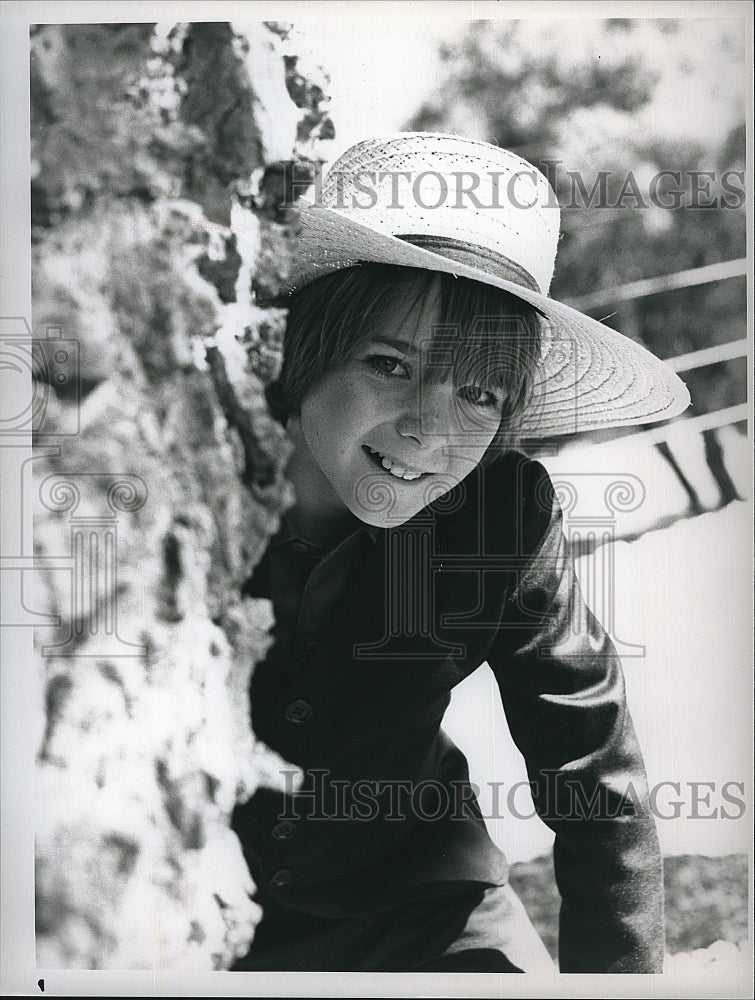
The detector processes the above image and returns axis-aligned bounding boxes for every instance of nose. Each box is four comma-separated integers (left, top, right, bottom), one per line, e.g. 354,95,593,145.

396,379,457,445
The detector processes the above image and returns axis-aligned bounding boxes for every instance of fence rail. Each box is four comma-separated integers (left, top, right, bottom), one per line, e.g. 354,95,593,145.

666,338,748,373
598,403,749,451
559,257,750,445
565,258,748,313
557,257,749,535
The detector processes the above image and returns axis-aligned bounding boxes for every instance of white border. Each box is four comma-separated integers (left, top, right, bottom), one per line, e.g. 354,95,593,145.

1,2,753,997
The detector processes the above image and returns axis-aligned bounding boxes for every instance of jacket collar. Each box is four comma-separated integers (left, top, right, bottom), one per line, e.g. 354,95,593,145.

274,513,381,551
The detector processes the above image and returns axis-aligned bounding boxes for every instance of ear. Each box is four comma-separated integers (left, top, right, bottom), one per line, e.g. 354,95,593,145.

285,411,303,444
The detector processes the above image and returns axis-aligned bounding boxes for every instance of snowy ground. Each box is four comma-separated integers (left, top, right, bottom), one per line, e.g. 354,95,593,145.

443,425,752,863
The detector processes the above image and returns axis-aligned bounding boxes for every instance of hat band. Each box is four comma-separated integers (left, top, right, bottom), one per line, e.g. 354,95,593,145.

397,234,542,294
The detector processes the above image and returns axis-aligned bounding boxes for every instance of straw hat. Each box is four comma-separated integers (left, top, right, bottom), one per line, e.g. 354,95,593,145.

285,132,690,437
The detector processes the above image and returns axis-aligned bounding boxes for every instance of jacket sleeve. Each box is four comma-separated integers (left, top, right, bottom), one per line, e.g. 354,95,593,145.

486,459,665,973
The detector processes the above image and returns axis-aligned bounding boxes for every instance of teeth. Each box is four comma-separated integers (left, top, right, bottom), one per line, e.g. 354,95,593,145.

369,447,423,481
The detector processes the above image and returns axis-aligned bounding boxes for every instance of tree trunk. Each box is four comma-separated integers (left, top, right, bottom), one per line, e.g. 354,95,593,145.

30,21,332,970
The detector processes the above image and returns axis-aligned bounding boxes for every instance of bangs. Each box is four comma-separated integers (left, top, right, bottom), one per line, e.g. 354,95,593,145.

428,279,541,405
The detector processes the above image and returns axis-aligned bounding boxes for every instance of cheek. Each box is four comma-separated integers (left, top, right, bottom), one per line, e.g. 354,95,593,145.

300,375,369,455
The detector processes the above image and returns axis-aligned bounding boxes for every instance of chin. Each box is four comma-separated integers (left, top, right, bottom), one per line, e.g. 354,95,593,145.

347,474,457,529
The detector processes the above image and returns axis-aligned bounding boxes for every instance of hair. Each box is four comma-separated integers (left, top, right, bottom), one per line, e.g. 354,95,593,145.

267,263,543,454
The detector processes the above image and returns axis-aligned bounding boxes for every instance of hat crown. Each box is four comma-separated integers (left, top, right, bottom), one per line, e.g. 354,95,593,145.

318,132,561,295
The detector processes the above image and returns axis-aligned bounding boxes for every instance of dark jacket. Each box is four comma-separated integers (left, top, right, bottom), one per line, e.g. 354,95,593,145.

233,451,665,973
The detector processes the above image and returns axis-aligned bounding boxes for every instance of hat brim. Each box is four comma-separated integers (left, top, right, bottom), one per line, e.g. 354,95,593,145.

284,201,691,438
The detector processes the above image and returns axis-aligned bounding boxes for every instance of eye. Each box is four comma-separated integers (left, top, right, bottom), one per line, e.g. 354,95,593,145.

457,385,503,409
368,355,410,378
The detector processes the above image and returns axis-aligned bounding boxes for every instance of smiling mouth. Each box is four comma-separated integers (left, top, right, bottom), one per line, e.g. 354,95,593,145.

362,446,428,481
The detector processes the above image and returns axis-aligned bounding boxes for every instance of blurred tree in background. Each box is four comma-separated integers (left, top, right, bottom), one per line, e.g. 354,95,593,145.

408,19,747,438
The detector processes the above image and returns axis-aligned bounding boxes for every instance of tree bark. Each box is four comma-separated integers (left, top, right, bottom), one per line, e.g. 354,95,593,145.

31,20,332,970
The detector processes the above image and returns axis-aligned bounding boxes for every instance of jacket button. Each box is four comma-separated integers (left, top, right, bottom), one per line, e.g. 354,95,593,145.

285,699,312,723
271,820,297,840
269,868,293,888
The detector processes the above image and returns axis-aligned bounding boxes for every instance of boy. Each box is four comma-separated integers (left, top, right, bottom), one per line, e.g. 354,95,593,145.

231,133,690,973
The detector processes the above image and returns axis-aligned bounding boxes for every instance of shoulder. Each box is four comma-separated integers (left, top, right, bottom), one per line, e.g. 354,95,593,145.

481,450,553,502
479,450,556,555
429,451,556,559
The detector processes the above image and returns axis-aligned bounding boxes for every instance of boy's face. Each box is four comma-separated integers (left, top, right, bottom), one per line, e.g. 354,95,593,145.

286,285,507,531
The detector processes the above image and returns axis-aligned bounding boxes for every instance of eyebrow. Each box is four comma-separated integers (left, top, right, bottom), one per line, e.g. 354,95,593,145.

368,335,510,391
370,337,420,356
